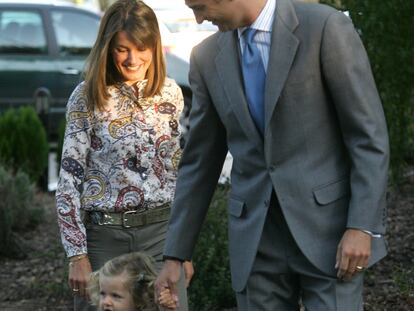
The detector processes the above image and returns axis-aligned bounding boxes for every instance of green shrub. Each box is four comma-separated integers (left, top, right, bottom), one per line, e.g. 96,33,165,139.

0,165,44,258
189,184,236,310
11,170,43,230
0,106,49,184
393,266,414,302
0,167,14,255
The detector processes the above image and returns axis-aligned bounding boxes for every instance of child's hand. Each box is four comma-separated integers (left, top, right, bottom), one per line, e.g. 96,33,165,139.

158,288,177,309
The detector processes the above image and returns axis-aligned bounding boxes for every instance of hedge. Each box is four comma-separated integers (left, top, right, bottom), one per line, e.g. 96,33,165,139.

0,106,49,184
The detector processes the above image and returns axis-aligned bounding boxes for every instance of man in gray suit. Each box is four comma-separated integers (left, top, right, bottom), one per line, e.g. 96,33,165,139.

155,0,389,309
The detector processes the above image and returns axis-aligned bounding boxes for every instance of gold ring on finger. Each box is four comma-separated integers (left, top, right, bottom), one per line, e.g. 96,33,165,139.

355,265,365,272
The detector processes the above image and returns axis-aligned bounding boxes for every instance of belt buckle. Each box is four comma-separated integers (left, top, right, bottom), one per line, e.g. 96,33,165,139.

123,210,147,228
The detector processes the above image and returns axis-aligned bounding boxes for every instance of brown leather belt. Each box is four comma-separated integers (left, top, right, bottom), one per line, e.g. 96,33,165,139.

86,205,170,228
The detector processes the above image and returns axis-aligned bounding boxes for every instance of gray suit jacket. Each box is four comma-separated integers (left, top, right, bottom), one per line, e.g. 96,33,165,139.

165,0,389,292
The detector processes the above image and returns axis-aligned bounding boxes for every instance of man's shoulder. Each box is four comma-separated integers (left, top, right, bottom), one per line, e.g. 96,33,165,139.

289,0,345,33
193,30,221,52
292,0,338,20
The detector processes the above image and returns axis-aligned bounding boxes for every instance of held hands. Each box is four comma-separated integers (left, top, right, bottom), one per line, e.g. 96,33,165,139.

154,259,182,310
158,287,179,309
335,229,371,281
68,255,92,300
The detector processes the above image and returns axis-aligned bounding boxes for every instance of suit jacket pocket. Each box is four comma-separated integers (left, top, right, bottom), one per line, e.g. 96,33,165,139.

313,177,350,205
228,197,245,217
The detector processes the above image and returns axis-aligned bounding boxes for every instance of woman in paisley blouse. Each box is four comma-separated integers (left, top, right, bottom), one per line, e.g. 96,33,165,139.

55,1,192,310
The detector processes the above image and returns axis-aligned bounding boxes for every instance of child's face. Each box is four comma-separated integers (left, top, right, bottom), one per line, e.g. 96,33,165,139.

99,273,135,311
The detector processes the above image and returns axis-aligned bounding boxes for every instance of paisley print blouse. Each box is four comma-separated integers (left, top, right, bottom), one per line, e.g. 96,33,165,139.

56,78,184,257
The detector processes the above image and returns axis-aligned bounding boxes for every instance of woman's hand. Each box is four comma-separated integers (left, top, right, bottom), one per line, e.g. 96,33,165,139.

68,255,92,300
183,261,194,288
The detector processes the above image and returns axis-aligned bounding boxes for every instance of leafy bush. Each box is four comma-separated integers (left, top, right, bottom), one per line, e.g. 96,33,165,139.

189,184,236,310
0,165,44,258
393,265,414,301
0,107,49,184
0,167,14,256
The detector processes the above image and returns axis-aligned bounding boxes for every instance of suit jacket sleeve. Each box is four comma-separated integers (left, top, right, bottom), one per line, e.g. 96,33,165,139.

164,47,228,260
321,11,389,234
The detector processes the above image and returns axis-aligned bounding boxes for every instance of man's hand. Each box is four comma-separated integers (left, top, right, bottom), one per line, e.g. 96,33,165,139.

183,261,194,288
154,259,182,310
335,229,371,281
68,256,92,300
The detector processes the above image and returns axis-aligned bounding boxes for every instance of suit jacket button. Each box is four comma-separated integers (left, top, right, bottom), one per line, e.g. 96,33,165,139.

270,165,276,172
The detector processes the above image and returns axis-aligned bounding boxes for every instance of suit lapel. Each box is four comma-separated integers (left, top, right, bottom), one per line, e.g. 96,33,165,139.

264,0,299,134
214,0,300,148
215,31,264,147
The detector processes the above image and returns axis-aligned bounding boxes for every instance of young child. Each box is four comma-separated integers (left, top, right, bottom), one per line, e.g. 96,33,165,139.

88,252,176,311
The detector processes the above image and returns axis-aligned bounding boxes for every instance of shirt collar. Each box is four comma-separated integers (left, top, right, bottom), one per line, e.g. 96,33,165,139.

115,79,148,102
237,0,276,40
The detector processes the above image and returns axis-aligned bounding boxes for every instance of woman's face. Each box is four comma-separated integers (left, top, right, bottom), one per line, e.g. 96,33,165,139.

111,31,153,85
99,273,135,311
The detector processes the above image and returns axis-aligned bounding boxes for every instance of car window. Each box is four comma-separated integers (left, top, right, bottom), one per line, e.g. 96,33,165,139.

51,10,99,56
0,10,47,54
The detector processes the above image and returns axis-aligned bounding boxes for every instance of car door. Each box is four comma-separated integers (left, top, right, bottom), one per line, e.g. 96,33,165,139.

48,8,100,139
50,8,99,108
0,7,57,115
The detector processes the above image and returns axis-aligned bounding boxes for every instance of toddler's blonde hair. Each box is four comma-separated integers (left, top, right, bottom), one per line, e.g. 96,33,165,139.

88,252,158,310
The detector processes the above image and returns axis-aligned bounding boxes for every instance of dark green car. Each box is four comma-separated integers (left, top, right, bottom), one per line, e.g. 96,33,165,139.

0,1,101,142
0,0,191,142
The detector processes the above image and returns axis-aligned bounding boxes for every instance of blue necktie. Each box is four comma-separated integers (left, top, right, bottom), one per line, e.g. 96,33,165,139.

241,28,266,134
